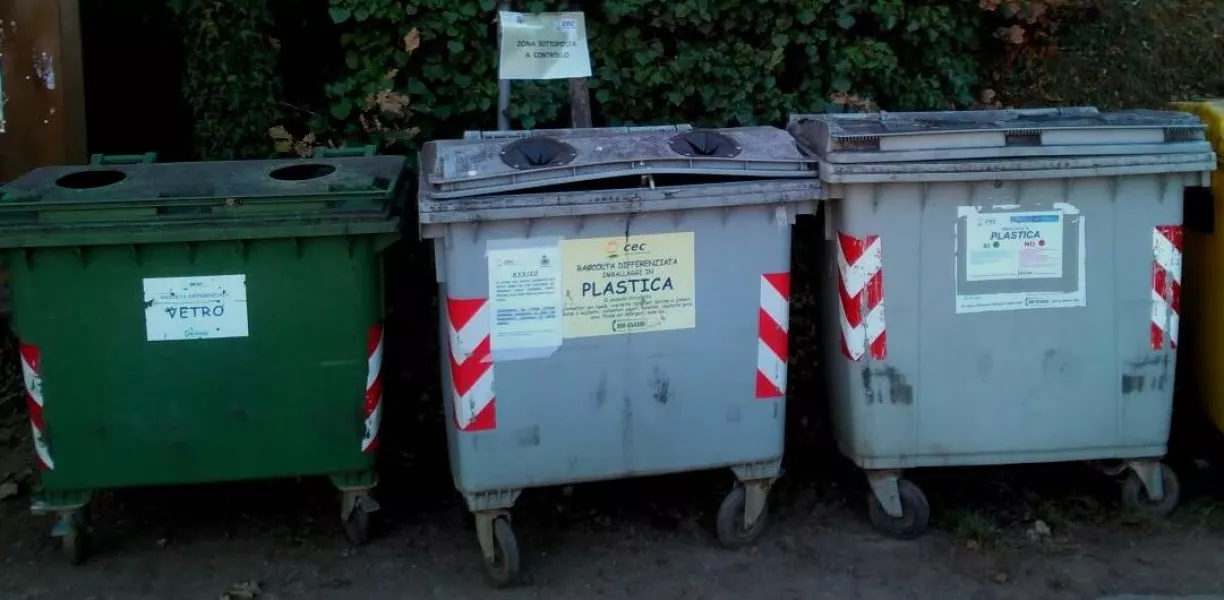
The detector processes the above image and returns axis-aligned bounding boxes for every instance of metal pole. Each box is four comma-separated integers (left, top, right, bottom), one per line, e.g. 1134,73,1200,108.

496,1,511,130
566,1,591,128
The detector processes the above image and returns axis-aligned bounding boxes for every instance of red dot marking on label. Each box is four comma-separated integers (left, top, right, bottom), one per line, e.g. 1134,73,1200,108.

1038,239,1046,247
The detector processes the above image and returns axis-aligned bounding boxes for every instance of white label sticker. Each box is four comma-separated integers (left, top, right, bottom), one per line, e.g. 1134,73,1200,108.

965,211,1064,281
955,205,1086,314
143,275,249,342
498,11,592,80
487,244,563,352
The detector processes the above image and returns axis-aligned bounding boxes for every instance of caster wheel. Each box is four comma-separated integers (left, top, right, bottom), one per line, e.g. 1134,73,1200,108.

716,486,770,548
867,479,930,540
61,517,89,565
483,518,521,588
1122,465,1181,517
342,506,371,546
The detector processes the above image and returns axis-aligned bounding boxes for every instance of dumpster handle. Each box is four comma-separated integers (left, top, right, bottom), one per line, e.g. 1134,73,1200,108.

1185,185,1216,234
89,152,158,165
313,145,378,158
462,124,693,140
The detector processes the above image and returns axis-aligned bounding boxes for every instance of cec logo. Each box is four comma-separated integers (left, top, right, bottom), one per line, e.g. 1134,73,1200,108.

604,239,651,259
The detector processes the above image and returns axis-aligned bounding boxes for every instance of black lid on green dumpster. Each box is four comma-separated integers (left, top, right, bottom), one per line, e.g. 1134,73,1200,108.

0,156,407,248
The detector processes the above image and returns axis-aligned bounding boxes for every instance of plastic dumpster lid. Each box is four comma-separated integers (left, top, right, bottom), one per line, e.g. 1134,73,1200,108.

421,124,816,199
0,155,407,227
788,107,1214,164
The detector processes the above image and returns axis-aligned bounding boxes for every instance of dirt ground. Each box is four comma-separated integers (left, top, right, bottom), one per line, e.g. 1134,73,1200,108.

3,441,1224,600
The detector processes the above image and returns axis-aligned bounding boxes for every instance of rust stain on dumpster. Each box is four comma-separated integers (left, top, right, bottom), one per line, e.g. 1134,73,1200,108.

860,365,914,406
652,367,671,405
1122,353,1172,395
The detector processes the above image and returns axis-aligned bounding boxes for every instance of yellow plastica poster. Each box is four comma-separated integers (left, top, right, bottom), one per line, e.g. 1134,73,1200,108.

498,11,592,80
561,232,696,338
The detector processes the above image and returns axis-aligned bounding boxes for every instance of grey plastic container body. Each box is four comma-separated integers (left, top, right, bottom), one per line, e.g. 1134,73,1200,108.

790,109,1216,471
433,208,791,492
419,126,819,504
823,174,1200,469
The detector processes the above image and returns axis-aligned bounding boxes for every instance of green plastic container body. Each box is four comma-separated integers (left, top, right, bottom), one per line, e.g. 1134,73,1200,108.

0,156,404,504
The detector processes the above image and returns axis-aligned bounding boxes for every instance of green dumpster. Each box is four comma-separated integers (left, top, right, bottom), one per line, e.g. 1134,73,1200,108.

0,156,405,562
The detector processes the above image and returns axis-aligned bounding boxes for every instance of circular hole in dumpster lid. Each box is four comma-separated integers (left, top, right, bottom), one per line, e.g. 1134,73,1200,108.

668,130,742,158
269,163,337,181
500,137,577,170
55,170,127,189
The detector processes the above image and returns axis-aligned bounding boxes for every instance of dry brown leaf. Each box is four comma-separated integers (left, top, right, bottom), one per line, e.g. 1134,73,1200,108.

268,126,293,154
366,89,410,117
997,24,1027,45
403,28,421,53
220,580,262,600
1025,1,1048,24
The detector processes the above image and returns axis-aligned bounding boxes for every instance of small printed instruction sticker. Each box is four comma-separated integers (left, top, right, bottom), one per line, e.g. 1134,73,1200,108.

955,205,1086,314
144,275,250,341
486,240,564,356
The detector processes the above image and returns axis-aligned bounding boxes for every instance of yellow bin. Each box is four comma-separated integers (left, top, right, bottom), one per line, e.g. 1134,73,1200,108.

1170,100,1224,434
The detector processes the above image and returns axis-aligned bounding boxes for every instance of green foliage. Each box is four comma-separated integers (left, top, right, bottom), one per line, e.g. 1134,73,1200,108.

589,0,982,125
162,0,1224,159
170,0,283,160
991,0,1224,109
320,0,986,144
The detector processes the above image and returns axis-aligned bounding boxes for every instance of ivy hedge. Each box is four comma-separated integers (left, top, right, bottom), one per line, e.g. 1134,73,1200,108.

170,0,991,159
169,0,284,160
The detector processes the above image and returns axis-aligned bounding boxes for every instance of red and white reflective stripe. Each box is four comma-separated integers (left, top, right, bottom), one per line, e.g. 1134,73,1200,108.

837,232,886,361
447,297,496,431
19,344,53,471
361,325,384,453
1151,225,1183,350
756,273,790,399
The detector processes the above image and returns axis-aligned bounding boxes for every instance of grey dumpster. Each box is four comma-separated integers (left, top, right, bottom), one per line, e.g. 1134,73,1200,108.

788,107,1216,539
418,125,819,585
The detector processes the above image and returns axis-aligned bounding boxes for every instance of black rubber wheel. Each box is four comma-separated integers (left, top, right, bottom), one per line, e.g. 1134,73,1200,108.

342,506,371,546
484,518,521,588
867,479,930,540
715,486,770,548
1121,465,1181,518
61,518,88,565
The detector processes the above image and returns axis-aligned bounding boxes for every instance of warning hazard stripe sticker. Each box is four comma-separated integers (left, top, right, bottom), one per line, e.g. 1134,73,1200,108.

1151,225,1183,351
19,344,53,471
361,325,384,453
446,297,496,432
837,232,887,361
756,272,790,399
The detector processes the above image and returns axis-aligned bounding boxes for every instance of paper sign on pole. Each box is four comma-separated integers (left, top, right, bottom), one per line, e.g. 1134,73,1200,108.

498,11,592,80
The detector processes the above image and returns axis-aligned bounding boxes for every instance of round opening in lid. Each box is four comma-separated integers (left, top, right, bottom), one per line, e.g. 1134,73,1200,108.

500,137,577,170
55,170,127,190
269,163,337,181
669,130,742,158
